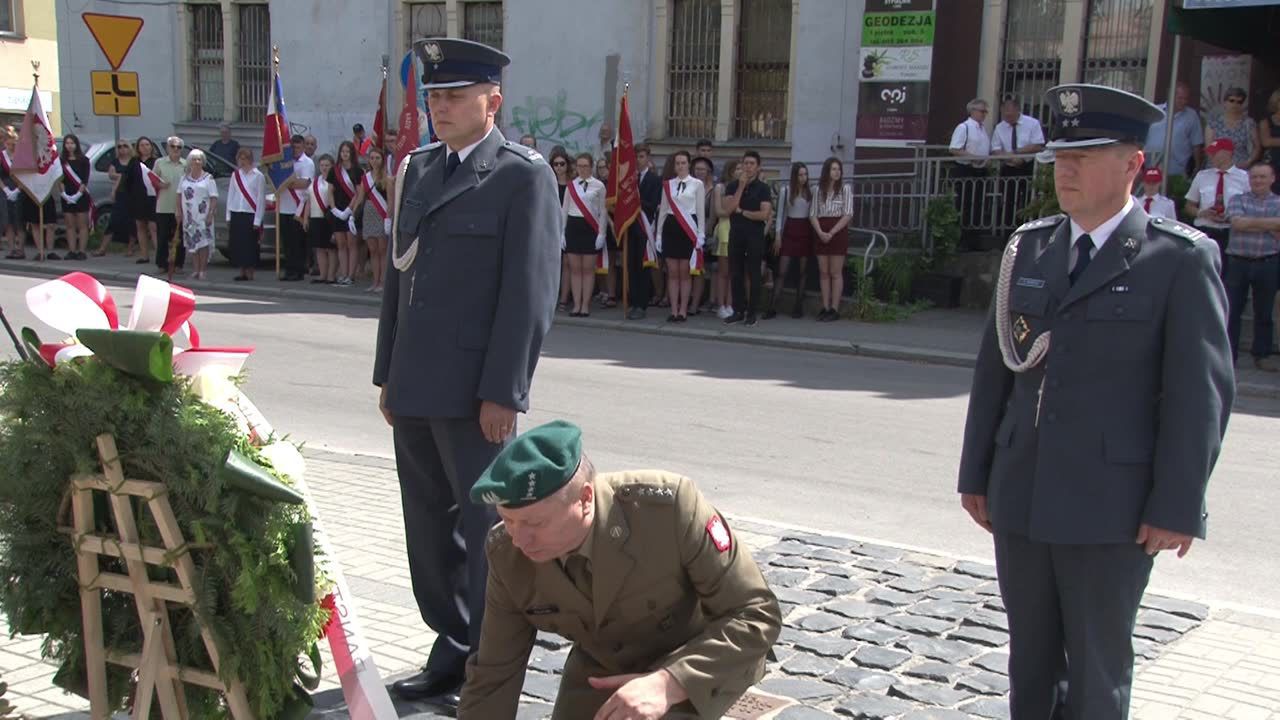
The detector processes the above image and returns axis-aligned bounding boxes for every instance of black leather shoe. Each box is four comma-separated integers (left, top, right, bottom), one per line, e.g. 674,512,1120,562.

391,670,463,702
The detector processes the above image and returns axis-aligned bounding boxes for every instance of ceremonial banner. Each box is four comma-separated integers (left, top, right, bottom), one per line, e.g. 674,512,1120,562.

261,70,299,205
609,93,640,241
11,84,62,203
856,0,936,146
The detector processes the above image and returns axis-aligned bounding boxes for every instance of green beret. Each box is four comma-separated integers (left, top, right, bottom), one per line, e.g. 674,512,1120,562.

471,420,583,507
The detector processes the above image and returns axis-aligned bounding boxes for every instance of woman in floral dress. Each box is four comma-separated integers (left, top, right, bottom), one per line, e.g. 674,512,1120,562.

176,149,218,280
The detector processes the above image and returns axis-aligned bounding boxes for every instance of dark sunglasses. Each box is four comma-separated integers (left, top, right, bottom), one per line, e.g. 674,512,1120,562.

552,160,567,166
116,144,130,150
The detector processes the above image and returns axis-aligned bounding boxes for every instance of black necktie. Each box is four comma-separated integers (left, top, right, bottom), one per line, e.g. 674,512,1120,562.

581,180,588,192
1070,234,1093,286
678,180,685,192
1011,122,1018,152
445,152,460,179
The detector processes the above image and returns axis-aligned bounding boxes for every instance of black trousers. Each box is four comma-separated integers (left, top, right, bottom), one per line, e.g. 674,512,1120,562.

625,223,651,310
281,215,307,277
154,212,185,270
994,533,1153,720
729,234,766,316
392,415,504,677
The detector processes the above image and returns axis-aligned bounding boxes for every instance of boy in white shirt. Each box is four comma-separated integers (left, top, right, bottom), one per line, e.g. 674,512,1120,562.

1136,167,1177,221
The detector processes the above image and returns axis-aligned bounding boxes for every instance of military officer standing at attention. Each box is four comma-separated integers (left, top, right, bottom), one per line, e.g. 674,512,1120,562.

373,37,561,711
458,420,781,719
957,84,1235,720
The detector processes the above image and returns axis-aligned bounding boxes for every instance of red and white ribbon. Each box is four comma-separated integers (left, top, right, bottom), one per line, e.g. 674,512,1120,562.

141,161,162,197
361,173,388,220
24,272,241,370
335,167,358,202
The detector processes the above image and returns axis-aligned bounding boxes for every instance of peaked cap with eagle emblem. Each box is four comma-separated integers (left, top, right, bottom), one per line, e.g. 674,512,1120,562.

1044,83,1164,150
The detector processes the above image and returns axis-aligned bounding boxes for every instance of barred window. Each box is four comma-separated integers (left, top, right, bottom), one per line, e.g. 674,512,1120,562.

236,4,270,124
667,0,720,139
189,3,224,122
0,0,17,35
463,2,503,50
1082,0,1153,95
406,1,446,47
999,0,1065,128
734,0,791,141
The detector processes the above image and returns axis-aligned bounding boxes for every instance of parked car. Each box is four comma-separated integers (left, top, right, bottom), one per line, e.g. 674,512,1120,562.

86,141,279,263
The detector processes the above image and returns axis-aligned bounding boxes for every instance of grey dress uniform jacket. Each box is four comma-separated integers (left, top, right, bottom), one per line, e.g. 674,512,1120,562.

373,129,561,417
958,207,1235,543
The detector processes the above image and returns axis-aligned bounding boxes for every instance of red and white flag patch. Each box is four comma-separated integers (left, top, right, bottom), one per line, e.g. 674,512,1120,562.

706,514,732,553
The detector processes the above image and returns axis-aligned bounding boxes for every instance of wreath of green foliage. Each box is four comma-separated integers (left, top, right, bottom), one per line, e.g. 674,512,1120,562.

0,358,327,720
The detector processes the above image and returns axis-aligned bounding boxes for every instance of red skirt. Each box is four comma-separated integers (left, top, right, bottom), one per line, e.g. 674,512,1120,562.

779,217,813,257
814,216,849,256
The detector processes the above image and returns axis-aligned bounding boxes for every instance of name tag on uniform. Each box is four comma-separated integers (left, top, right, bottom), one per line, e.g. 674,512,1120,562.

1110,285,1131,293
526,605,560,615
1016,277,1046,289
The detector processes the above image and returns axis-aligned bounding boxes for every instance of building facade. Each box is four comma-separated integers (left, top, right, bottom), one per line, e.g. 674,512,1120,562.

1,0,60,133
52,1,1277,169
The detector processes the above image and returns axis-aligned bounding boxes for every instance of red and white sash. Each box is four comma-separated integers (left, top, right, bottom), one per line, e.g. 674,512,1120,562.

335,166,358,203
639,213,658,269
567,179,600,234
233,170,258,213
141,160,163,197
362,173,388,220
1,149,12,175
307,177,330,218
663,178,704,276
61,159,88,194
568,179,609,273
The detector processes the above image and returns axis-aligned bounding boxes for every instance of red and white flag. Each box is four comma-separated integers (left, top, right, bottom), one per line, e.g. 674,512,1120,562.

11,84,62,203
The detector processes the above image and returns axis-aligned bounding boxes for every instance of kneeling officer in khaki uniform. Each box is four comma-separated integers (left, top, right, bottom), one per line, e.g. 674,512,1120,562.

459,420,781,719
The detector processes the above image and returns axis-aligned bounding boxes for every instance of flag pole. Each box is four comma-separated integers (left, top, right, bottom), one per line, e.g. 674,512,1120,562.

273,46,282,279
619,84,629,314
32,62,45,259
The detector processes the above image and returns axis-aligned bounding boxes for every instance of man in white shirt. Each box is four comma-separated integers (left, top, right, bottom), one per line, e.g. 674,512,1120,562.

1186,137,1249,260
992,96,1046,226
276,133,315,281
1136,167,1177,221
950,98,991,245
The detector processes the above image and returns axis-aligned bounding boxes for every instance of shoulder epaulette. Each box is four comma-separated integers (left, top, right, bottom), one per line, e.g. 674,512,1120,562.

501,142,544,163
486,522,512,549
1013,214,1066,235
611,476,678,505
1147,216,1206,245
409,141,444,156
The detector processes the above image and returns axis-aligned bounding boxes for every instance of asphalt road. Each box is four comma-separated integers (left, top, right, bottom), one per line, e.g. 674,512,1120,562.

1,270,1276,612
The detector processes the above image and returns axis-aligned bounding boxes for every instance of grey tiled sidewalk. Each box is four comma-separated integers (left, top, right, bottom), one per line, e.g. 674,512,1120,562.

2,449,1278,719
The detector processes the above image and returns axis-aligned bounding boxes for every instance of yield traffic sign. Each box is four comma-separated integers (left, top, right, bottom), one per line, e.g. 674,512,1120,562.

82,13,145,71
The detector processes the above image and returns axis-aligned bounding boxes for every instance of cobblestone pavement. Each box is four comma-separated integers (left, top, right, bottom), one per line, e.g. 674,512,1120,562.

3,450,1278,719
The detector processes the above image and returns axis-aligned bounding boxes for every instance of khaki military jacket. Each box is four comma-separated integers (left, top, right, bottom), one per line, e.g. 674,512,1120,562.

459,471,781,719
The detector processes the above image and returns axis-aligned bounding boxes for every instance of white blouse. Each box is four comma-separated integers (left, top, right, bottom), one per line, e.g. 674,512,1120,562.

656,175,707,243
776,185,812,235
225,168,266,228
304,176,334,220
561,176,607,245
811,183,854,218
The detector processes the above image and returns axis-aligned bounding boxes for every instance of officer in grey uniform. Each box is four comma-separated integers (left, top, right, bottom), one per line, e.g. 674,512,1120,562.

957,84,1234,719
373,37,561,710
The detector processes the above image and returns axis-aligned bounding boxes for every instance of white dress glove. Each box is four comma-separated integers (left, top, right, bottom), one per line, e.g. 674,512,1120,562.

595,235,605,251
383,218,392,235
4,186,20,202
560,236,567,251
696,235,705,250
655,237,663,254
348,216,357,235
331,207,352,221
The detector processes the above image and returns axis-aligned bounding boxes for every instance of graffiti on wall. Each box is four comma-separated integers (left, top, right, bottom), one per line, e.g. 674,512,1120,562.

510,91,604,153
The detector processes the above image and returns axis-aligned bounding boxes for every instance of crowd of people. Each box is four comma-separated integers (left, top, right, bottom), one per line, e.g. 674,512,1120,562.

0,123,396,291
540,136,857,326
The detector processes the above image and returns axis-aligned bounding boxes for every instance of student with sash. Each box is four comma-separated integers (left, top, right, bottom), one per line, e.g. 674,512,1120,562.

329,141,364,287
227,147,266,281
301,153,338,284
176,149,218,281
1,128,21,259
57,134,92,260
655,150,706,321
20,161,59,262
810,157,854,321
560,152,607,317
277,134,315,281
352,145,391,293
121,136,162,266
153,136,188,272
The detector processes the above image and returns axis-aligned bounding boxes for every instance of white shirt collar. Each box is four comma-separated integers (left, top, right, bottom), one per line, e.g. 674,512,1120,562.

1070,196,1134,252
449,126,495,163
